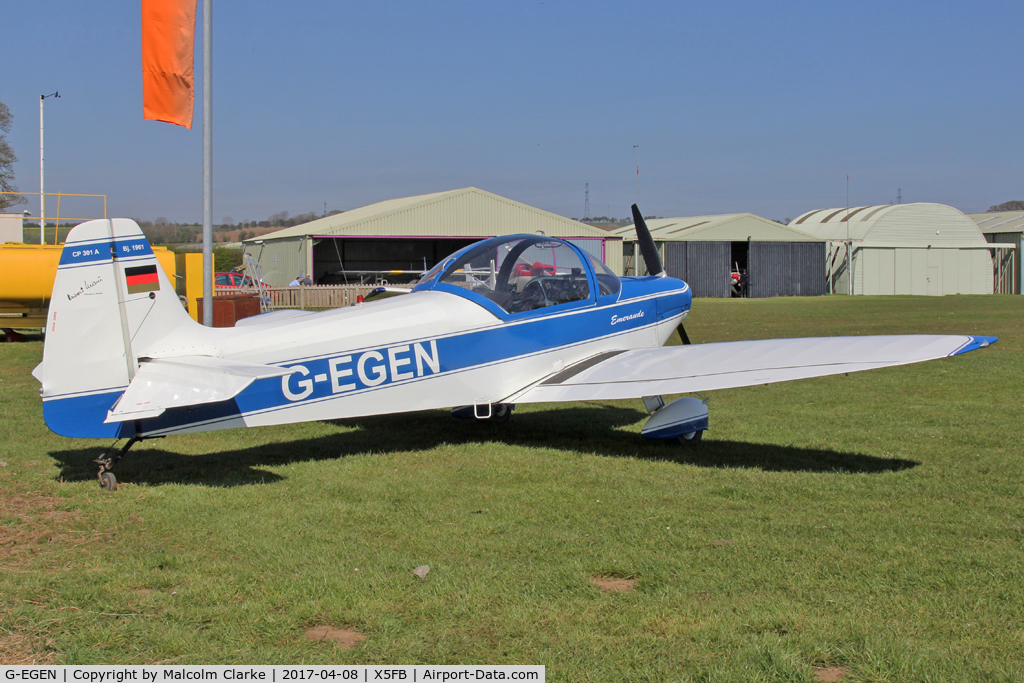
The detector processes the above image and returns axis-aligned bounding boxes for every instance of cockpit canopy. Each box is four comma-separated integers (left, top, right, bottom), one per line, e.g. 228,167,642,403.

413,235,620,315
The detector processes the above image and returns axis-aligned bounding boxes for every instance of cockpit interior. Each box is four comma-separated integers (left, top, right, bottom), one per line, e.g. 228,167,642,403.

414,235,621,314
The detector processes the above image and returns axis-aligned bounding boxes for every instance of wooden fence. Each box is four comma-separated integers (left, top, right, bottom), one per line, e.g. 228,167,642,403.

217,284,409,310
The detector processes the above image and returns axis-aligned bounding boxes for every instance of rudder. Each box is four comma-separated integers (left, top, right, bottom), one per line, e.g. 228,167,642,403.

36,219,197,437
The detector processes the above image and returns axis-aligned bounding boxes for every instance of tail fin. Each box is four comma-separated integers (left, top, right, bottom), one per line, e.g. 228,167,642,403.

37,219,198,437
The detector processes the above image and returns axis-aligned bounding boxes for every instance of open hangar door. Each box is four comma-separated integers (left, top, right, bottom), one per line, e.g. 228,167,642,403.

312,237,477,284
748,242,826,298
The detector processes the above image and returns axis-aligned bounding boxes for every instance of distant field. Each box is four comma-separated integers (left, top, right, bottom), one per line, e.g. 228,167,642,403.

1,295,1021,681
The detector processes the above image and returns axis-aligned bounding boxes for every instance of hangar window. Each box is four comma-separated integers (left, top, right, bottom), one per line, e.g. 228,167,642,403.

433,236,595,313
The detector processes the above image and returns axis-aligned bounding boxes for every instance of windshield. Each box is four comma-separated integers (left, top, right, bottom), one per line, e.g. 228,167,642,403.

585,253,621,297
413,258,450,287
435,236,592,313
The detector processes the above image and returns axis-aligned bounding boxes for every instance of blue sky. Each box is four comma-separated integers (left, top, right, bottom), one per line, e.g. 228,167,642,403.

3,0,1022,223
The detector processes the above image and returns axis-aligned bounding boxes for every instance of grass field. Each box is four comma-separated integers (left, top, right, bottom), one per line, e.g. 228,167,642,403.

1,295,1021,681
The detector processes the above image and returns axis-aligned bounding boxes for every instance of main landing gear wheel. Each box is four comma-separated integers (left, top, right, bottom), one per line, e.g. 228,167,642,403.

487,403,513,423
678,430,704,446
99,471,117,492
451,403,515,422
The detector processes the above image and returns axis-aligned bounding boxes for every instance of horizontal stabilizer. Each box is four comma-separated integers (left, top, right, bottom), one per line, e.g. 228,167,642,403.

509,335,996,403
104,356,296,423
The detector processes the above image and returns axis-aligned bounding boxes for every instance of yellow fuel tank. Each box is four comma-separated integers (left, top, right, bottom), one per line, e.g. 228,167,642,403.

0,243,206,324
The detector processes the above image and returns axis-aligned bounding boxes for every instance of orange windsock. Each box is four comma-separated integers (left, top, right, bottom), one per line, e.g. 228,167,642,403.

142,0,197,129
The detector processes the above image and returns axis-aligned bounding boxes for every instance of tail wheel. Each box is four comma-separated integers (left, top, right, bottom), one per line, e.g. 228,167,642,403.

99,471,118,492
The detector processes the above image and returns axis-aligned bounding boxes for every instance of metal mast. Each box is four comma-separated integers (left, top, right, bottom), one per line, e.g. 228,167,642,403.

846,175,852,295
201,0,213,326
584,183,590,220
39,92,59,245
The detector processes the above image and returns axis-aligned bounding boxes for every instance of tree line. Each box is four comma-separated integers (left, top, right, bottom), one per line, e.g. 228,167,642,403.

988,201,1024,212
134,208,344,245
0,101,24,211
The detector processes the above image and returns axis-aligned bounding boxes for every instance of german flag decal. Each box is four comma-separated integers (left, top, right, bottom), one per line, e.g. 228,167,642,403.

125,264,160,294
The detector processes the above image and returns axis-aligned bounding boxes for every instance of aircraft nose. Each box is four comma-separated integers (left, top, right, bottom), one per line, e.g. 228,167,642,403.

656,279,691,319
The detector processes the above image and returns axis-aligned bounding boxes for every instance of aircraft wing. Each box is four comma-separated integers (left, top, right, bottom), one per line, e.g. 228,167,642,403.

104,356,296,423
507,335,996,403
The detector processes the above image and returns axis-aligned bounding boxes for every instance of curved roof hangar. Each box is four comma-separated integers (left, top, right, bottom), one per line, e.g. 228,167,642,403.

791,203,989,247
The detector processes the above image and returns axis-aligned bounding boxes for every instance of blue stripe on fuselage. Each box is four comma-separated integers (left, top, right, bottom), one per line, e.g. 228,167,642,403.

43,277,691,438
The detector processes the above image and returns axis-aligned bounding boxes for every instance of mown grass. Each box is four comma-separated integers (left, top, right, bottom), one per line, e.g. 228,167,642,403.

1,295,1021,681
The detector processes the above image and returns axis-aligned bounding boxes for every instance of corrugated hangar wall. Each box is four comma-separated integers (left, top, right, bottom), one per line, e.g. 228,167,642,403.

618,214,826,298
255,237,308,288
663,243,731,297
749,242,826,298
637,240,826,298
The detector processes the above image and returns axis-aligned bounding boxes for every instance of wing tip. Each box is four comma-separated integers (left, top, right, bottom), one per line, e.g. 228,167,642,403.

949,336,998,357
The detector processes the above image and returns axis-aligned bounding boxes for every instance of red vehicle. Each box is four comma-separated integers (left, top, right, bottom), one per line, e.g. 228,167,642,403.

515,262,557,277
214,272,253,289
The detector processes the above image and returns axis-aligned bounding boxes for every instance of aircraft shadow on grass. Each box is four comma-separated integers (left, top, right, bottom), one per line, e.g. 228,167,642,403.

49,405,918,488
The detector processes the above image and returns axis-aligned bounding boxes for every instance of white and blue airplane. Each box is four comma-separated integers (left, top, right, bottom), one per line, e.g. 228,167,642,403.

34,206,996,490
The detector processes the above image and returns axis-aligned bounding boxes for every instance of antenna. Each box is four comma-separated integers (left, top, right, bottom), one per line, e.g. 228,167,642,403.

584,183,590,221
39,91,60,245
846,175,852,296
897,187,902,204
634,145,640,203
